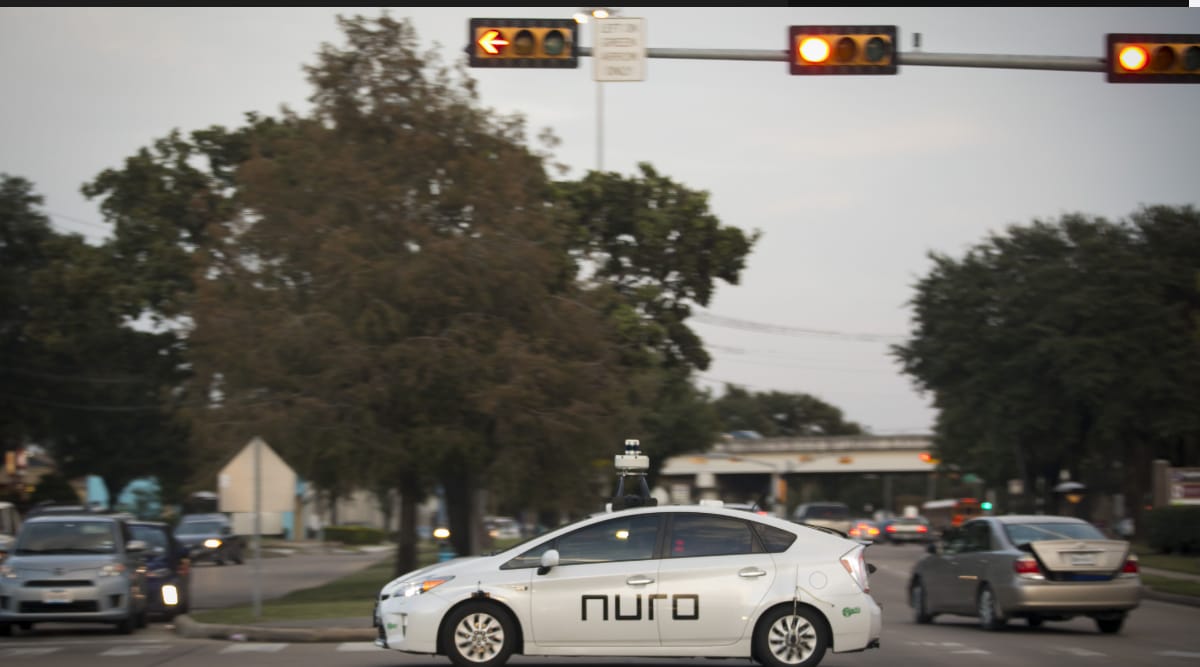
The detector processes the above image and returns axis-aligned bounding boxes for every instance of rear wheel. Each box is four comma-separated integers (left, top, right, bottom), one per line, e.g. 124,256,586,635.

977,585,1007,631
1026,615,1044,628
1096,616,1124,634
0,623,10,637
911,580,934,624
442,601,517,667
754,605,828,667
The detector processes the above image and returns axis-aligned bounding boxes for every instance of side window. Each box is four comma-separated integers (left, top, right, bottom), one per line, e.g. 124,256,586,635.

501,514,659,569
941,527,966,555
753,523,797,553
962,522,992,552
668,513,755,558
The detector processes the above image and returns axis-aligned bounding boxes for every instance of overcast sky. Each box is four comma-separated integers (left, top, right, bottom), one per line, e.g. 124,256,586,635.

3,7,1198,436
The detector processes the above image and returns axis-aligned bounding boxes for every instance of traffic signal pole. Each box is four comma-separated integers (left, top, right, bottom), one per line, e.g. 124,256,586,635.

576,46,1106,73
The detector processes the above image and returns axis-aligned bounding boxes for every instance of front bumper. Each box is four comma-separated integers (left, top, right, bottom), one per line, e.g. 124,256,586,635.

375,590,453,654
0,577,136,623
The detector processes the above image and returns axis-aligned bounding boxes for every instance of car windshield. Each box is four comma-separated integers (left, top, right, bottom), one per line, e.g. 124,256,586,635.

176,521,223,535
807,505,848,519
1004,521,1107,547
131,525,169,550
15,521,117,554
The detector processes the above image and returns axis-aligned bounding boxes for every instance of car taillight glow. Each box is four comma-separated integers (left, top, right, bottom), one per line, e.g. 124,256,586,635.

1122,556,1139,574
1013,556,1042,577
885,525,896,532
840,547,870,592
916,525,928,533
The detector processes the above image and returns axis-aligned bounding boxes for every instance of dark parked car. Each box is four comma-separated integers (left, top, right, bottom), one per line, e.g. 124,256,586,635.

881,516,933,544
174,514,244,566
128,520,191,619
0,512,149,634
908,515,1141,634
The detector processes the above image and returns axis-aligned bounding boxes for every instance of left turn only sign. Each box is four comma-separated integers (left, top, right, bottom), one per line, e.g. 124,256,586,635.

593,17,646,82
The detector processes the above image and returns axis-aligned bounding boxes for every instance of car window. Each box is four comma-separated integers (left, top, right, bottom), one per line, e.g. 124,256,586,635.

668,513,756,558
176,521,223,535
961,521,992,552
753,522,797,553
940,527,967,555
16,520,117,554
131,525,169,550
502,514,659,569
1004,521,1106,547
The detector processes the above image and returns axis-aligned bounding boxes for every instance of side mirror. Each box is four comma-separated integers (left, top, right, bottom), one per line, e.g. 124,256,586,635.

867,563,877,574
926,543,938,555
536,548,560,575
126,539,148,553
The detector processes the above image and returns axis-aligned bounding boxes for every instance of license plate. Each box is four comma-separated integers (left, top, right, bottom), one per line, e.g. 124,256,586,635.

42,589,73,604
1068,553,1097,566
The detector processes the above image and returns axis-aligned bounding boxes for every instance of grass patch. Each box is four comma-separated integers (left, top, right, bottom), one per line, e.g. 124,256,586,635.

1135,551,1200,576
1141,574,1200,598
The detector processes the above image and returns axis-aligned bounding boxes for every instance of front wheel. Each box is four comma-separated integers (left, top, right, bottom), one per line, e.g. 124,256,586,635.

754,606,829,667
911,580,934,624
977,585,1007,631
442,602,517,667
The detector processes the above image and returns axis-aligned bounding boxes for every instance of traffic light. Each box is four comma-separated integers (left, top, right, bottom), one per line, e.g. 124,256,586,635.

1107,33,1200,83
789,25,898,75
469,18,578,68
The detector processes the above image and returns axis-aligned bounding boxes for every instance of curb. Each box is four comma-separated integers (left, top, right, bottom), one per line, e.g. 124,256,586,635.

173,614,375,643
1142,587,1200,608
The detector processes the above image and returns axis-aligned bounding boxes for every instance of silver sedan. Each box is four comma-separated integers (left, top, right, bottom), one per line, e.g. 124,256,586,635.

907,514,1140,633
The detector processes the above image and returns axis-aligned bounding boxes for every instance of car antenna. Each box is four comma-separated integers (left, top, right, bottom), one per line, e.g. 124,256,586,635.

610,439,658,511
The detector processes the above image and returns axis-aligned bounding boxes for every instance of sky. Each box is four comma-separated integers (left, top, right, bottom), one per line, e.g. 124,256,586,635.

3,7,1199,436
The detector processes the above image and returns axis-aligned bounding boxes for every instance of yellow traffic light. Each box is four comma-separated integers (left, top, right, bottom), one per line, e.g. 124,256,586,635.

469,18,578,68
1107,33,1200,83
790,26,898,75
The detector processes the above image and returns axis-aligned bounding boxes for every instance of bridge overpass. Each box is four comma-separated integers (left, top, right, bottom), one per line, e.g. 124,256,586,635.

657,434,941,517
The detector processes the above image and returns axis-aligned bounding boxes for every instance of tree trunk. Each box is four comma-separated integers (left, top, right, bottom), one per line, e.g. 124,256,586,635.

395,485,419,576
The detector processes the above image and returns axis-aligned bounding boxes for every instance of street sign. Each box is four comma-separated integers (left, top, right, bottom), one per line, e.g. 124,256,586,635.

594,17,646,82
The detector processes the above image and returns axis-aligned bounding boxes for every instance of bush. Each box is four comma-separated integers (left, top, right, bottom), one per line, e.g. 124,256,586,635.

322,524,385,545
1142,506,1200,554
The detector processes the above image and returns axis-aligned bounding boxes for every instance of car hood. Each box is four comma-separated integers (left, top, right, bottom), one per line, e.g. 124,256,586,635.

382,555,488,590
5,553,123,574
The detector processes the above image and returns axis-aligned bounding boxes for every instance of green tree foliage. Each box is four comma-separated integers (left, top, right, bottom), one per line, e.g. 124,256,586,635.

711,384,865,437
0,175,191,506
893,206,1200,521
552,166,760,478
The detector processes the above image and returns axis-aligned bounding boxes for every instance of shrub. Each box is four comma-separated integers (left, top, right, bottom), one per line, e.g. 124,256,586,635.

1142,506,1200,554
322,524,386,545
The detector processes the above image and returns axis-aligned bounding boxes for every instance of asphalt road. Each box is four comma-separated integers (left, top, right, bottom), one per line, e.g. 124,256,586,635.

3,542,1200,666
189,545,391,610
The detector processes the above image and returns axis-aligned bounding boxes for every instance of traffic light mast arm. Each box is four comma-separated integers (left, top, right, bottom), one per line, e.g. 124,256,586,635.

576,46,1106,73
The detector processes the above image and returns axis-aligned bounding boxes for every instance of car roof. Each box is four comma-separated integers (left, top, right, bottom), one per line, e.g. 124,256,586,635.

985,514,1090,525
26,513,123,523
178,513,227,522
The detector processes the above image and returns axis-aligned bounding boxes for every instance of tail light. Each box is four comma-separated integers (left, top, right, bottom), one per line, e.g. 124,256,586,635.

885,525,896,533
1013,555,1043,579
1120,555,1139,576
916,525,928,533
840,546,870,593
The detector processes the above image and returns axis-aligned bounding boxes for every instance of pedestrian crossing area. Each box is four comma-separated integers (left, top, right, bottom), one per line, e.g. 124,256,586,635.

0,640,384,657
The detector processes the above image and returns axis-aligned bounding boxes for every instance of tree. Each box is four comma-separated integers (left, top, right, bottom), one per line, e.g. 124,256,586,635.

893,206,1200,523
711,384,865,437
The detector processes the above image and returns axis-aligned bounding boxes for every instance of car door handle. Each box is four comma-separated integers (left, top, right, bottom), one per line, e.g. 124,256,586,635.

626,576,655,586
738,567,768,578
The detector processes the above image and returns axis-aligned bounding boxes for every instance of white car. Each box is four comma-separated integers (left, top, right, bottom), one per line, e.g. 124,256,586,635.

374,502,881,667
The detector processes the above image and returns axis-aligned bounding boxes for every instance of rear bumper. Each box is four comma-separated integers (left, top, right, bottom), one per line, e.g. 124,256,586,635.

1002,577,1141,613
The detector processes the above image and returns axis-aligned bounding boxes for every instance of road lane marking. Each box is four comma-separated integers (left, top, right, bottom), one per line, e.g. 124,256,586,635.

1156,650,1200,658
0,648,60,656
220,643,289,653
1055,646,1106,657
100,645,171,656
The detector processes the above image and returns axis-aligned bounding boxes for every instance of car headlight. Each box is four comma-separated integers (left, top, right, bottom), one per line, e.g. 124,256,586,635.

97,563,127,577
203,538,222,549
392,575,454,598
0,564,18,579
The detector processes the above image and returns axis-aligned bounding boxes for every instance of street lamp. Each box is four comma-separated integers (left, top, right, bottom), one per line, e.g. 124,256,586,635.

575,7,619,172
